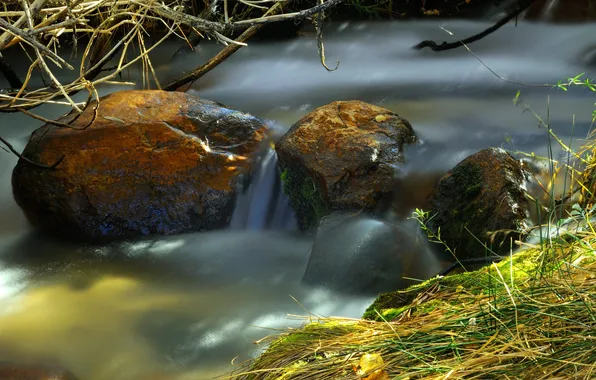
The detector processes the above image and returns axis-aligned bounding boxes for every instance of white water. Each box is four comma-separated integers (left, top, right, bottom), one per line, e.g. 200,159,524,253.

0,19,595,379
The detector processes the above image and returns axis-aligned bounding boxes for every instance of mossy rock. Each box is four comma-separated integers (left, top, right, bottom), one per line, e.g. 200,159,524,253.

427,147,533,260
276,100,417,231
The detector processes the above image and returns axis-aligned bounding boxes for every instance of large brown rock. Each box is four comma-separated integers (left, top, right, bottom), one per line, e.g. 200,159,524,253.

12,90,267,241
427,148,533,260
276,100,418,230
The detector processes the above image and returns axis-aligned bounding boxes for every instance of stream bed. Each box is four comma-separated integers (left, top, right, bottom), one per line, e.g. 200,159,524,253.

0,19,595,379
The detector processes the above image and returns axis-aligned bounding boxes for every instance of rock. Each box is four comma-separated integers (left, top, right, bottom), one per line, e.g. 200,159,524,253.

276,101,418,230
302,213,442,295
0,362,78,380
12,90,267,241
427,147,532,260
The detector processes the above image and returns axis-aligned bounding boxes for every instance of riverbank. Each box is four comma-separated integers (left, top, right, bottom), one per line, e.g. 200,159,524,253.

230,176,596,379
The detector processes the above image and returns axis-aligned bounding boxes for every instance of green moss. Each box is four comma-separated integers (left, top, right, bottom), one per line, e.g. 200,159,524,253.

363,247,546,321
280,167,330,230
249,321,357,373
428,157,528,259
427,163,486,260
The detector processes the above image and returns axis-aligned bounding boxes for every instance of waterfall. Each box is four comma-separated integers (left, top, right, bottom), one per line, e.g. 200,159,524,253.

230,147,297,230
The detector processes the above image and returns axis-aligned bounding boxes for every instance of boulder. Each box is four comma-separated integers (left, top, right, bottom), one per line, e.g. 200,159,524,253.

302,213,442,295
427,147,532,260
0,362,78,380
276,100,418,230
12,90,267,241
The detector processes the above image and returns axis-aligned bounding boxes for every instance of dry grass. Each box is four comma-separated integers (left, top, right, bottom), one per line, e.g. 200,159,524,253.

227,236,596,379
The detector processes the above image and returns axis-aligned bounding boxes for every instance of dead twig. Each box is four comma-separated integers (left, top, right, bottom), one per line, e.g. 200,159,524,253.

232,0,345,26
0,0,346,115
415,0,537,51
0,17,74,70
163,0,293,90
314,0,339,72
0,0,48,51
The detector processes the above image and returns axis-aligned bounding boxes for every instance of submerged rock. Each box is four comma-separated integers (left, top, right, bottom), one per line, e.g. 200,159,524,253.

302,213,442,295
276,100,418,230
0,362,79,380
427,147,532,260
12,90,267,241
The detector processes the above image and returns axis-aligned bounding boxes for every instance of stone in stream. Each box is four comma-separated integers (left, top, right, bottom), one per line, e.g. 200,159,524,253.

12,90,268,241
427,147,533,260
276,100,418,231
302,212,442,295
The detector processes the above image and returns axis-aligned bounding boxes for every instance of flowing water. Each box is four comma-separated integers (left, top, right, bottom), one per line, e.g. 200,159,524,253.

0,19,595,379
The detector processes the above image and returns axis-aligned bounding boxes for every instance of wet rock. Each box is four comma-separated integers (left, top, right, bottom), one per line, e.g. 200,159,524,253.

302,212,441,295
0,362,79,380
276,100,418,230
427,147,532,260
12,90,267,241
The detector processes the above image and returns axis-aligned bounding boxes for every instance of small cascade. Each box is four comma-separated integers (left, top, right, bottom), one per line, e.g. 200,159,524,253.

230,147,297,230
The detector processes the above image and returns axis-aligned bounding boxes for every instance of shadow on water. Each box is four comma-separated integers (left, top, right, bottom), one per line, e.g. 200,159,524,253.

0,19,595,379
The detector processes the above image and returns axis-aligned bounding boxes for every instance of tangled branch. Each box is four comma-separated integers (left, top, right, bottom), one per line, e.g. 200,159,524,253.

0,0,345,116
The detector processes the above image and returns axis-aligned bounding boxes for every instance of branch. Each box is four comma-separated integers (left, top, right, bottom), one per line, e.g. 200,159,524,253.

232,0,345,26
414,0,537,52
151,0,345,35
0,17,74,70
0,0,47,51
163,27,260,91
17,85,99,130
148,2,228,35
163,0,345,90
163,0,292,91
314,0,339,72
20,0,80,112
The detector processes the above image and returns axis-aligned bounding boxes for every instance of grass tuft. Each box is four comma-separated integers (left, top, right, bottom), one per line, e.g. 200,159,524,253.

228,234,596,379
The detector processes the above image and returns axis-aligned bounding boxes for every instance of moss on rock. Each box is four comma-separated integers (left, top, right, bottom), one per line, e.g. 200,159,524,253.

363,246,546,322
428,147,532,260
279,167,329,230
275,100,417,230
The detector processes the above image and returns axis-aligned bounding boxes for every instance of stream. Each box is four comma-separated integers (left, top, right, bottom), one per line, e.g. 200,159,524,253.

0,19,595,379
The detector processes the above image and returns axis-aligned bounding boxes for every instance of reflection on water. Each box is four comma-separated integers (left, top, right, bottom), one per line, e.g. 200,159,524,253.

0,275,372,380
0,231,373,379
0,19,595,379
